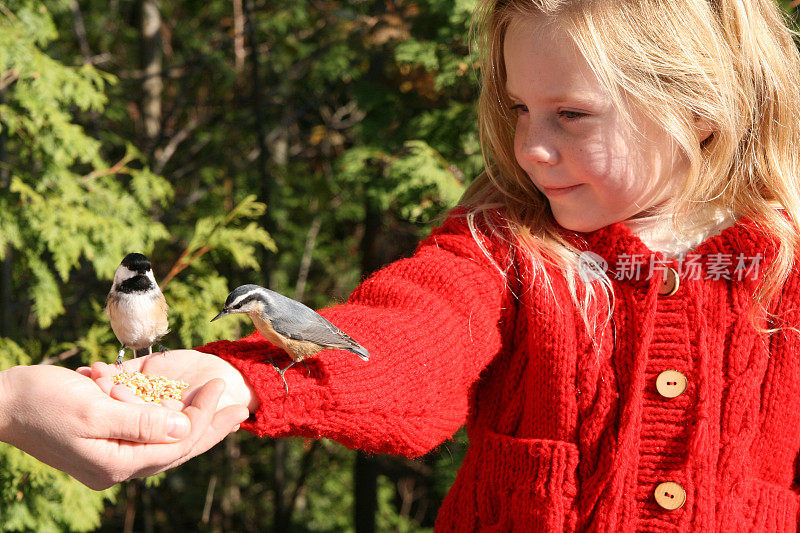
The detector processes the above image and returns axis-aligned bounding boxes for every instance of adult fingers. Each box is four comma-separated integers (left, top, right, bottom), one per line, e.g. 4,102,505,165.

126,379,226,478
109,384,147,404
97,400,191,443
91,359,147,379
160,398,184,411
159,404,249,470
90,361,114,379
190,404,249,452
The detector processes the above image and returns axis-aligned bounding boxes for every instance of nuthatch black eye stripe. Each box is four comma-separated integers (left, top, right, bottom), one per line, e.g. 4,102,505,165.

228,294,262,311
212,283,370,393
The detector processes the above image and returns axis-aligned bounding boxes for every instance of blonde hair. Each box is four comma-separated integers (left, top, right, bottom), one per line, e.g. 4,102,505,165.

462,0,800,337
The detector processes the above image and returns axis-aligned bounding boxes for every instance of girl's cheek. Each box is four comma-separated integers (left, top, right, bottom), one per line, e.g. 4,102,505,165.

512,134,526,169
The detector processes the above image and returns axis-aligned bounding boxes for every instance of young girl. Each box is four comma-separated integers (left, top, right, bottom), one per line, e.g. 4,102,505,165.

95,0,800,530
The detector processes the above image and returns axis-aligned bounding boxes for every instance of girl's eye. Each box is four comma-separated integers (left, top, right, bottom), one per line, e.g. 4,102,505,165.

510,103,528,116
559,110,587,120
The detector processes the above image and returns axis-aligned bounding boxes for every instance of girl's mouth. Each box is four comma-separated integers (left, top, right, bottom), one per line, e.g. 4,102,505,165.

542,184,582,197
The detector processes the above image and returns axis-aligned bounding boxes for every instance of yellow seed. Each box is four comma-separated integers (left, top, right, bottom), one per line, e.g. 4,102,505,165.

112,370,188,403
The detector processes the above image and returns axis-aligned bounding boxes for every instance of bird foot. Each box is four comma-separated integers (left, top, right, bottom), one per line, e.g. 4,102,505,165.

276,366,290,395
115,348,126,365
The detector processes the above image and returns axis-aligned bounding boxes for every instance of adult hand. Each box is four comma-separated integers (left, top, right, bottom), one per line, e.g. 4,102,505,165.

0,365,248,490
85,349,259,414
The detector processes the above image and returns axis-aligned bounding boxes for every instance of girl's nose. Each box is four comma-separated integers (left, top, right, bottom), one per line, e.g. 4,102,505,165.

518,130,560,166
523,144,559,165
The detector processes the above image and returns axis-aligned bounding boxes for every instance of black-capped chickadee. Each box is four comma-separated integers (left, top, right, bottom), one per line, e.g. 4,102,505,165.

211,284,369,393
106,253,169,364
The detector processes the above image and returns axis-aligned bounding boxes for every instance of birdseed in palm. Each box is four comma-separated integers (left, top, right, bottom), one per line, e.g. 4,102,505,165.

112,370,188,403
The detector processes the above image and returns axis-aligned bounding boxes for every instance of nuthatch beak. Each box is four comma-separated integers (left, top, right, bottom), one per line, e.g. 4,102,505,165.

210,309,229,322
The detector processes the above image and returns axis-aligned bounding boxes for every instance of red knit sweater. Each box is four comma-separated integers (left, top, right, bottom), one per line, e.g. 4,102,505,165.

202,210,800,532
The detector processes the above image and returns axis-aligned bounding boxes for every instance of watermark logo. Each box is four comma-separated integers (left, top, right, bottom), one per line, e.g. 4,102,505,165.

577,252,763,282
577,251,609,283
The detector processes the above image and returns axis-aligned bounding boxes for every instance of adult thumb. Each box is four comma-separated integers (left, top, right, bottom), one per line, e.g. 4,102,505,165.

102,401,191,443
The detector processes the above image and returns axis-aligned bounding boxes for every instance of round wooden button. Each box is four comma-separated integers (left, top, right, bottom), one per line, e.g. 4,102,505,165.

654,481,686,510
658,267,679,296
656,370,687,399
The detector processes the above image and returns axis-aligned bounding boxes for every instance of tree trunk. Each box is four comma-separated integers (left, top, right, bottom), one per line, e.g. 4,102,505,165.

0,91,10,338
222,436,242,530
243,0,274,286
354,192,384,533
232,0,245,72
69,0,92,63
273,439,289,531
141,0,162,151
355,452,379,533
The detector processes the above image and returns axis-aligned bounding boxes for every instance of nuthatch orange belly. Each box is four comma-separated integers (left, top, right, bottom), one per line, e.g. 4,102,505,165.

211,284,369,392
106,253,169,364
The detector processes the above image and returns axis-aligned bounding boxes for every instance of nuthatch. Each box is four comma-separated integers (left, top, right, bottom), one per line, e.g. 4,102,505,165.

211,284,369,392
106,253,169,364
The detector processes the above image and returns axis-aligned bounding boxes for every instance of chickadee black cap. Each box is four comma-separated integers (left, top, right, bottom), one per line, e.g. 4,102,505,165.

121,253,152,274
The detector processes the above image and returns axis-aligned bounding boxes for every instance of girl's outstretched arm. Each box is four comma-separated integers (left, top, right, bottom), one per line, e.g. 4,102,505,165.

204,211,515,457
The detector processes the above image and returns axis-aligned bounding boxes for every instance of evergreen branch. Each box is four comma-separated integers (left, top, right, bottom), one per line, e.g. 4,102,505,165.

81,154,134,181
201,473,217,524
152,114,203,174
159,244,211,289
160,196,263,289
37,348,79,365
0,70,19,91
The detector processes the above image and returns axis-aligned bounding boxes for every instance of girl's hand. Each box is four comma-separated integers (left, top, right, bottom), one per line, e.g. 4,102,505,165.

0,365,248,490
82,349,259,415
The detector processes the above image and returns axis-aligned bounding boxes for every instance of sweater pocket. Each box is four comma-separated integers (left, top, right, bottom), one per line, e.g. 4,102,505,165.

717,478,800,532
436,429,579,532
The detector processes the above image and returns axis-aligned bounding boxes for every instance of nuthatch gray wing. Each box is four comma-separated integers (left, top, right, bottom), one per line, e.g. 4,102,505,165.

106,253,169,364
211,284,369,392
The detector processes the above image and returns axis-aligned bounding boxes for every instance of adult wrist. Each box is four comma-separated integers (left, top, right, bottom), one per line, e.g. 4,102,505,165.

0,366,18,443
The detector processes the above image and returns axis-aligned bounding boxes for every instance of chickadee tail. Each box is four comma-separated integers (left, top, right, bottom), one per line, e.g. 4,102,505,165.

347,343,370,361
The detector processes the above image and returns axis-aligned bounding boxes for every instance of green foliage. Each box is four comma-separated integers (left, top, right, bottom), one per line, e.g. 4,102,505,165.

338,141,464,223
2,0,482,530
0,445,114,532
0,5,124,527
376,476,433,533
0,2,276,529
0,339,31,369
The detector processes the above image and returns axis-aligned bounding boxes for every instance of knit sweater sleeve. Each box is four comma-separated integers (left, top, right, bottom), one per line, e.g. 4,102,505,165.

200,211,514,457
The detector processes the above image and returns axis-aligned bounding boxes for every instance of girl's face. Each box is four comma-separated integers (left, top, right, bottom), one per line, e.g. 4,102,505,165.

504,16,689,233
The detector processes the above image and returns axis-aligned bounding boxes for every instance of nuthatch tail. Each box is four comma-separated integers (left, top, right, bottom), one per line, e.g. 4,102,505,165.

211,284,369,392
106,253,169,364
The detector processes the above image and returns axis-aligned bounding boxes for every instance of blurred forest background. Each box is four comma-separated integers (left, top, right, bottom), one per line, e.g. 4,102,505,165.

0,0,479,531
2,0,799,532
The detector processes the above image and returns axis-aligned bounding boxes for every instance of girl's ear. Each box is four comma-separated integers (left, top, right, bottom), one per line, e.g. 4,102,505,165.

694,114,714,144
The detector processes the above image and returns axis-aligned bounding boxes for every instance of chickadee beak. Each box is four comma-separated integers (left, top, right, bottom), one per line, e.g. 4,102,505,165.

210,309,229,322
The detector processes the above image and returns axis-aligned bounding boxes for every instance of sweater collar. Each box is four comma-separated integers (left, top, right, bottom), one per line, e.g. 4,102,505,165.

621,205,735,258
559,214,779,283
